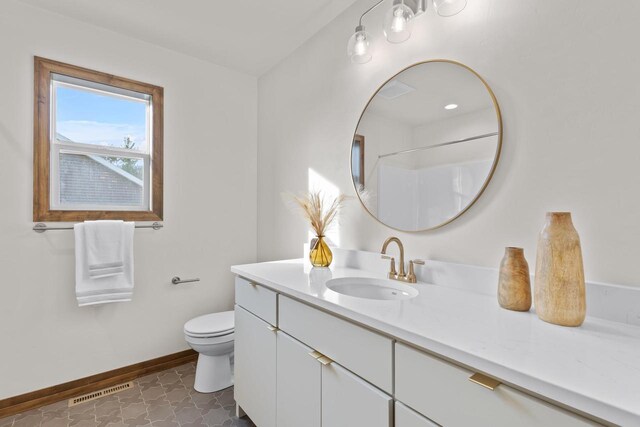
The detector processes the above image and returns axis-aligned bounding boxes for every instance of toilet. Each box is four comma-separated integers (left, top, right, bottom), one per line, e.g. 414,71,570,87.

184,310,235,393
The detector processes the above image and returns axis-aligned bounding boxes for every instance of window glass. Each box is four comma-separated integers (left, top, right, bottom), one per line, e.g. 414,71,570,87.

54,81,149,152
59,152,145,208
49,75,152,211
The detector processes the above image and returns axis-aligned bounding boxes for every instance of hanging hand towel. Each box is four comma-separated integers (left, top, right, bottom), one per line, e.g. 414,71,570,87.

75,221,135,306
85,220,126,277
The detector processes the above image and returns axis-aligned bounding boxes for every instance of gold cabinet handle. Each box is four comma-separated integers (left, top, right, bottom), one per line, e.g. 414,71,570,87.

267,325,278,332
468,373,501,390
308,350,333,365
317,355,333,366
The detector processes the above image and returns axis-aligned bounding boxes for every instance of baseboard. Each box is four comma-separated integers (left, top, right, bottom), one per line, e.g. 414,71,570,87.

0,349,197,418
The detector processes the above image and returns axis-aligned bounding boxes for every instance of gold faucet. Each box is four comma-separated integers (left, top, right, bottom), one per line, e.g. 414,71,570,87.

381,237,424,284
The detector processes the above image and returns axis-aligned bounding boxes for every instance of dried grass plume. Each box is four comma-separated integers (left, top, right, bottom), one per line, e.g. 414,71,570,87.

284,191,347,237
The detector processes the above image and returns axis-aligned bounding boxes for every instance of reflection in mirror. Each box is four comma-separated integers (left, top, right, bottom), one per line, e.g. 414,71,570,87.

351,134,365,188
351,60,501,232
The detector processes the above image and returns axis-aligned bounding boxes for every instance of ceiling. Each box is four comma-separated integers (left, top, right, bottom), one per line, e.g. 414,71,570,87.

366,61,496,126
18,0,359,76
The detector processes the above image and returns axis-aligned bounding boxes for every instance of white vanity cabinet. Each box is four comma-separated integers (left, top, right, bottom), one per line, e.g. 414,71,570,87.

395,343,600,427
321,362,393,427
276,330,392,427
278,295,393,393
235,276,278,325
234,306,277,427
234,277,279,427
234,275,602,427
235,278,392,427
395,402,439,427
276,331,321,427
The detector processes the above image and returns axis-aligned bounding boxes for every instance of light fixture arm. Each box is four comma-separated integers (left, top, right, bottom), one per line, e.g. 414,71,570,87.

358,0,385,26
358,0,426,26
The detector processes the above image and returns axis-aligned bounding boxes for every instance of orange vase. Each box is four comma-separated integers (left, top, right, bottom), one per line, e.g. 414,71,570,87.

309,236,332,267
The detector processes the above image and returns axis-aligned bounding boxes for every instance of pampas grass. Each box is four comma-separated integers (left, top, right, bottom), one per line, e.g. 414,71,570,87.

285,191,347,237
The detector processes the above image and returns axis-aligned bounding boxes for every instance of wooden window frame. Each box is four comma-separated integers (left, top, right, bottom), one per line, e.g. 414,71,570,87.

33,56,164,222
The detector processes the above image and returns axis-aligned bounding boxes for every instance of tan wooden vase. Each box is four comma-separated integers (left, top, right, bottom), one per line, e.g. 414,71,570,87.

534,212,586,326
498,247,531,311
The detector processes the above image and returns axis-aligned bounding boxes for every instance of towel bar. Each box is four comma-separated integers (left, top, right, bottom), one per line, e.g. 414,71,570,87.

33,222,163,233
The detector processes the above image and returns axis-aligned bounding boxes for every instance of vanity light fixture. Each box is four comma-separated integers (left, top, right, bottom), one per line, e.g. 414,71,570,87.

444,103,458,110
348,0,467,63
347,25,374,64
384,1,416,43
433,0,467,17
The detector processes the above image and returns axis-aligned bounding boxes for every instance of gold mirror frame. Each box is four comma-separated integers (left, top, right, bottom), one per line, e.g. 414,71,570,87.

350,59,503,232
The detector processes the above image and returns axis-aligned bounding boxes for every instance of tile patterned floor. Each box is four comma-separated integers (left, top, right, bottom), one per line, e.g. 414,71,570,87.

0,363,255,427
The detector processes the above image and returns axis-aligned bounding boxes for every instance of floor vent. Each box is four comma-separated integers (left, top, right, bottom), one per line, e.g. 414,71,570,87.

68,382,133,407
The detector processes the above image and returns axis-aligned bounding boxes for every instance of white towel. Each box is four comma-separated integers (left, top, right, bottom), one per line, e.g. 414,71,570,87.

85,220,126,277
75,221,135,306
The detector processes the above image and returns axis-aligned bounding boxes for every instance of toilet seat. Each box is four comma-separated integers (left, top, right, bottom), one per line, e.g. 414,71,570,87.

185,329,234,338
184,311,234,338
184,329,233,338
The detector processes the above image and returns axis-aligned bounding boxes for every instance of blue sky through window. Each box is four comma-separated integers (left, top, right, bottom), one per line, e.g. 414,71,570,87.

55,85,148,150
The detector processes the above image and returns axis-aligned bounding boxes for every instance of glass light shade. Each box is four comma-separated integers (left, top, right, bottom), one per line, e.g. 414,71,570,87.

433,0,467,17
383,2,415,44
347,27,373,64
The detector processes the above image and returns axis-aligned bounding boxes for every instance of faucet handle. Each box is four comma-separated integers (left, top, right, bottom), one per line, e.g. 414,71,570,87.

381,255,397,277
407,259,425,283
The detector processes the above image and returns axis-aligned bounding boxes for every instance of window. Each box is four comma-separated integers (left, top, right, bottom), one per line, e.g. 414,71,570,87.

34,57,163,221
351,134,365,188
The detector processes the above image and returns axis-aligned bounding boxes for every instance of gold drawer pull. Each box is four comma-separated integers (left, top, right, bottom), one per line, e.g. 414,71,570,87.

469,373,501,390
308,350,333,365
267,325,278,332
317,355,333,366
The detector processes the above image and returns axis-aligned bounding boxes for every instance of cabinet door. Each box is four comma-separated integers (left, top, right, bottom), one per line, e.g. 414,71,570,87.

277,332,321,427
322,362,392,427
234,305,276,427
395,402,440,427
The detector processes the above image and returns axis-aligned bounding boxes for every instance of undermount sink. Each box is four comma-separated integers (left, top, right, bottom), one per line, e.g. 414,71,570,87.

326,277,419,301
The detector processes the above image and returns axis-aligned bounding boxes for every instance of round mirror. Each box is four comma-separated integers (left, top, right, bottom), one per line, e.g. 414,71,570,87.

351,60,502,232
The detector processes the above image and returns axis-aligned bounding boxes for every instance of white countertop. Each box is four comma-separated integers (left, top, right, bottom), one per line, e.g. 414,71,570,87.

231,258,640,426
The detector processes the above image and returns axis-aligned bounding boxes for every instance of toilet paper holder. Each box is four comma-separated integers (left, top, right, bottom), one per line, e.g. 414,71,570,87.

172,276,200,285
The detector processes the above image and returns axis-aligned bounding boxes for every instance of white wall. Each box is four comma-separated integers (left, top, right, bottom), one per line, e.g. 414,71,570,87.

257,0,640,287
378,159,493,230
360,106,498,229
356,110,413,215
412,107,498,168
0,1,257,398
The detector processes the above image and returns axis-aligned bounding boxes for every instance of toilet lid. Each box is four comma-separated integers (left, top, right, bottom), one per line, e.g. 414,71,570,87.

184,311,234,337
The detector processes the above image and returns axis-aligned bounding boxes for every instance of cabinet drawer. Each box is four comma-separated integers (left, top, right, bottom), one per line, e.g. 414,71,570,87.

395,343,600,427
395,402,439,427
235,276,277,325
279,295,393,393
